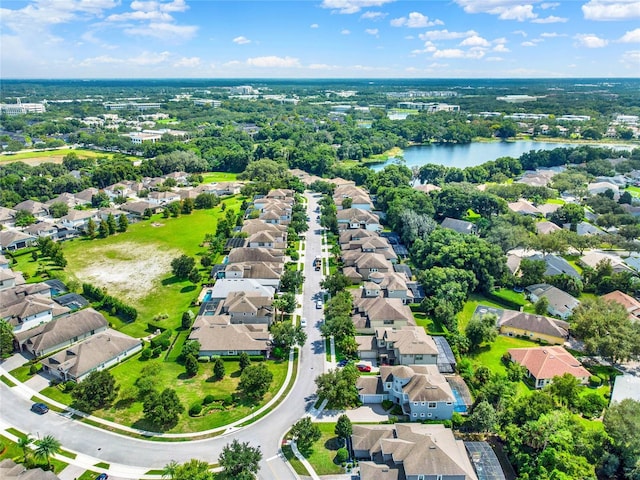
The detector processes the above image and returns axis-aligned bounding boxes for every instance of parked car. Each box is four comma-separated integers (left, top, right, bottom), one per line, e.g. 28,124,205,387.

316,300,322,309
357,364,372,372
337,359,349,367
96,474,109,480
31,402,49,414
300,317,307,327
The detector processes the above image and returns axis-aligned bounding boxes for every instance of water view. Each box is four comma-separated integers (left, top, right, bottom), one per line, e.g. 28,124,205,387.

370,140,578,171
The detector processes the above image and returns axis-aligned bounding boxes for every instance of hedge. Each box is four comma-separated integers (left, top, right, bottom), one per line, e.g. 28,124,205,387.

485,291,524,310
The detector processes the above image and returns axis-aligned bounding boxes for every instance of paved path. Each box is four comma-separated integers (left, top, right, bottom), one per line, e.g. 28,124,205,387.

0,191,329,479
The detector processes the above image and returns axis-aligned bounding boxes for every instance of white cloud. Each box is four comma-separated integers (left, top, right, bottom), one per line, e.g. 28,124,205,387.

310,23,319,28
361,11,387,20
106,10,173,22
454,0,539,21
433,47,486,59
124,22,197,39
540,32,567,37
619,28,640,42
246,55,301,68
419,29,477,40
1,0,118,32
486,56,504,61
390,12,443,27
341,29,351,34
531,15,568,23
308,63,339,70
582,0,640,21
574,33,609,47
174,56,200,67
81,50,174,67
521,41,537,46
621,50,640,66
233,36,251,44
493,43,510,52
365,28,379,35
512,29,528,37
130,0,189,13
411,41,437,54
541,2,560,8
320,0,396,14
460,35,491,47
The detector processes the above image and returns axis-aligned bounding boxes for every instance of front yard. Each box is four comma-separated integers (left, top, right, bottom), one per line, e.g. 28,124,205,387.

300,423,346,476
39,354,288,433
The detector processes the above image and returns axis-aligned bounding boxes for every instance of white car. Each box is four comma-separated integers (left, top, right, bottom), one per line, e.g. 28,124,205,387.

316,300,323,309
300,317,307,327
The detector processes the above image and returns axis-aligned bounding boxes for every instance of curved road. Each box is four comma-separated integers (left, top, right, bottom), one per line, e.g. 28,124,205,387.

0,192,327,479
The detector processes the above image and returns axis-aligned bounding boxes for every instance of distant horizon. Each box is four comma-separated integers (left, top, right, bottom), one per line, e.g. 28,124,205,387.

2,1,639,79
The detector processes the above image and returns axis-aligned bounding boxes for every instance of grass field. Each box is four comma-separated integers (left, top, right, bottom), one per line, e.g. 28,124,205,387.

458,293,514,332
16,196,245,337
491,288,530,307
303,423,345,476
200,172,240,183
41,354,288,433
0,148,136,164
545,198,566,205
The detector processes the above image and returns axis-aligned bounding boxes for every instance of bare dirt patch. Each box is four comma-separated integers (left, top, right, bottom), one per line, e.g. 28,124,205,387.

2,155,65,166
73,242,180,302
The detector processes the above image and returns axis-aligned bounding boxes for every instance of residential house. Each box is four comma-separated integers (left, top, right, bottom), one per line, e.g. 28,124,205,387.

517,170,556,187
0,282,51,308
16,308,108,357
579,251,634,274
441,217,477,235
336,208,381,231
356,326,438,365
0,269,23,291
74,187,99,205
219,291,273,325
352,297,415,333
342,236,398,263
41,329,142,382
265,188,294,200
241,219,287,241
46,192,82,209
343,252,392,283
0,458,60,480
526,253,580,278
205,278,276,303
339,228,377,245
0,207,16,227
508,199,542,216
0,230,37,251
508,346,591,388
537,203,562,217
414,183,441,194
624,256,640,272
13,199,49,217
58,209,99,231
353,423,478,480
357,364,455,420
0,254,9,269
333,185,373,210
497,309,569,345
247,231,286,250
24,221,58,239
120,201,157,218
227,247,283,265
565,221,605,236
148,191,181,206
1,295,70,333
602,290,640,323
526,283,580,319
536,221,562,235
188,316,270,358
587,181,619,197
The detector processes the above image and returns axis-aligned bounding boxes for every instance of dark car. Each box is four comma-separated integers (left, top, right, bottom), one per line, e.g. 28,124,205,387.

337,359,349,367
31,402,49,414
357,364,372,372
96,474,109,480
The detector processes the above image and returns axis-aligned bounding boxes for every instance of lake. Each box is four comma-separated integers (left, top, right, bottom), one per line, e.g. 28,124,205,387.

370,140,579,171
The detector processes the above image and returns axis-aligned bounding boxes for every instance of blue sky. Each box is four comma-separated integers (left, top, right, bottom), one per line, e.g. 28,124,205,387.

1,0,639,78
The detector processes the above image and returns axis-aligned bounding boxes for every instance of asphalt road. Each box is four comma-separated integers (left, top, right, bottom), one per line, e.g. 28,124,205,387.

0,192,327,479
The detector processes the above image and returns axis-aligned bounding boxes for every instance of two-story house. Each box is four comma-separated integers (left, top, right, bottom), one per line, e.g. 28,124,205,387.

219,291,273,325
356,326,439,366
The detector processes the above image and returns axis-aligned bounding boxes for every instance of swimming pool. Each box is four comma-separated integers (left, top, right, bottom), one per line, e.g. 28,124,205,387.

202,290,213,303
451,386,468,413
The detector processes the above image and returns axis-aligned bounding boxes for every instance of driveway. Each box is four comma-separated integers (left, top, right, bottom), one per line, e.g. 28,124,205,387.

0,352,30,371
315,405,390,423
24,373,50,392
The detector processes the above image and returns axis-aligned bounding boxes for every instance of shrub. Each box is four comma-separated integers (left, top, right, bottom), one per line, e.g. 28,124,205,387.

141,348,153,360
63,381,76,392
29,363,40,375
189,402,203,416
335,448,349,464
152,347,162,357
203,395,215,405
589,375,602,387
381,400,394,411
198,356,210,363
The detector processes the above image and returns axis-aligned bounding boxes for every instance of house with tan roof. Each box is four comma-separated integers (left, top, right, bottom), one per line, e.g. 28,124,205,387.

497,309,569,345
0,458,60,480
602,290,640,323
226,247,283,265
42,329,142,382
526,283,580,319
0,207,17,227
0,269,23,291
414,183,441,194
0,230,37,252
188,316,271,358
509,345,591,388
508,199,542,216
13,199,49,217
357,364,455,420
219,291,273,325
342,236,397,263
536,221,562,235
579,251,633,274
1,294,70,333
356,326,438,365
120,201,157,217
224,261,282,284
241,219,287,242
352,297,415,333
58,209,99,230
74,187,99,205
16,307,108,357
148,191,181,206
247,231,286,250
537,203,562,217
46,192,81,209
353,423,478,480
339,228,377,245
0,282,50,308
342,252,392,282
336,208,381,231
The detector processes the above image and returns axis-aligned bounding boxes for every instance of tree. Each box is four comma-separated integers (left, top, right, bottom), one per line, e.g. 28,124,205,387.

334,414,352,444
546,373,580,408
604,399,640,478
571,298,640,363
0,320,14,358
171,255,196,279
518,258,547,287
465,313,498,351
290,417,321,454
98,219,109,238
272,292,296,321
270,321,307,350
280,269,304,293
218,439,262,480
238,363,273,401
534,296,550,315
170,459,214,480
188,267,201,284
181,310,194,330
86,218,96,238
71,370,119,411
550,203,585,227
467,400,497,433
184,354,199,377
162,460,180,479
213,357,225,380
320,272,351,296
181,198,194,214
118,214,129,232
143,388,184,430
315,365,360,409
34,435,61,470
18,435,33,462
49,201,68,218
239,352,251,372
15,209,36,227
106,213,117,235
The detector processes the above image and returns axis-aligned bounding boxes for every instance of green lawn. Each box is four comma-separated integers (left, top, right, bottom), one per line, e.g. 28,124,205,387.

625,186,640,197
21,197,246,337
0,148,135,163
490,288,530,307
200,172,240,183
545,198,566,205
458,294,515,332
304,423,345,476
41,354,288,433
413,311,446,335
469,335,539,375
282,444,309,476
0,434,68,474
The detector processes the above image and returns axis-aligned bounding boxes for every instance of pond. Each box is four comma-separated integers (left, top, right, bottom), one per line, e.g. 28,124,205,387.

370,140,580,171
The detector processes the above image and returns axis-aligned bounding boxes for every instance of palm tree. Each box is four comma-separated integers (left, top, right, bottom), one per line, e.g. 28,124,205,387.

162,459,179,479
17,436,33,462
34,435,61,470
